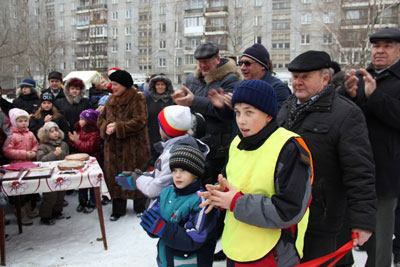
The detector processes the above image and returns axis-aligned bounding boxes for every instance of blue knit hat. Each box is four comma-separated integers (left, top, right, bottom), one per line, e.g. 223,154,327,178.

231,80,278,118
19,78,36,89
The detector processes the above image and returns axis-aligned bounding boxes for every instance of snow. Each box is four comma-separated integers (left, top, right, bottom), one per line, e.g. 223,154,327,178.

2,192,382,266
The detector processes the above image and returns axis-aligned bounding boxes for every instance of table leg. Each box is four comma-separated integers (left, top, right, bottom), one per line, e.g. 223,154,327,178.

94,187,107,250
14,197,22,234
0,208,5,266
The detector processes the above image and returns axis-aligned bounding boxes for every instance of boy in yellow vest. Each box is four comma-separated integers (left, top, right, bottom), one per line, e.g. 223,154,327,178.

200,79,313,266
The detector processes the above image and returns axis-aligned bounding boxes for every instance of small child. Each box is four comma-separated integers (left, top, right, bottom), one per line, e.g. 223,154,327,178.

3,108,39,225
199,80,313,266
140,145,219,267
37,122,69,225
115,105,209,200
69,109,101,213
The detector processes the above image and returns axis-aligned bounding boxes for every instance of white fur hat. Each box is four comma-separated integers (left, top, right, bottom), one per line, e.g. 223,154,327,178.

8,108,29,128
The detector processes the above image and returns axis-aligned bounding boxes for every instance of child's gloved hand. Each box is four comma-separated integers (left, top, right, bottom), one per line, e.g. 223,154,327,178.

115,173,135,190
140,208,166,237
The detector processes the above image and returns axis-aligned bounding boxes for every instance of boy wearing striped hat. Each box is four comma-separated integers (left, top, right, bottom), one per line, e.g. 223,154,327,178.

140,145,219,267
115,105,209,200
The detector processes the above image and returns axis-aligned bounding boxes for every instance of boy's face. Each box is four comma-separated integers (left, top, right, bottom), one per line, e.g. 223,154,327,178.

16,117,29,131
79,117,87,128
234,103,272,137
159,127,169,141
48,127,59,140
172,168,197,189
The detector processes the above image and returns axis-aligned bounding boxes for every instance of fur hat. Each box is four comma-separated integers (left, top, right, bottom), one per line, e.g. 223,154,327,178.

242,43,270,70
80,109,100,124
8,108,29,128
38,121,64,142
40,92,54,103
109,70,133,89
158,105,192,138
231,80,278,118
169,145,206,178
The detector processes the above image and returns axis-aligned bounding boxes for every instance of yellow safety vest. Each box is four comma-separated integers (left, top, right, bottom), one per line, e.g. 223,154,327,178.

222,127,310,262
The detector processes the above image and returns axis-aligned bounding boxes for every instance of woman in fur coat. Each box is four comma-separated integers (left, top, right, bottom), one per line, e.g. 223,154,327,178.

97,70,150,221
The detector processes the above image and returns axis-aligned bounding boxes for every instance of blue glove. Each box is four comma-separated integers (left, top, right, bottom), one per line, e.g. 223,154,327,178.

115,173,135,190
140,208,166,237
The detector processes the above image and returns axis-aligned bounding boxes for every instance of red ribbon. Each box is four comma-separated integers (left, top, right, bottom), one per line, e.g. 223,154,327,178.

295,232,359,267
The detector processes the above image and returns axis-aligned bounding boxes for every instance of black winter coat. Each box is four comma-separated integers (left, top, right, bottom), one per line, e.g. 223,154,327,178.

13,90,40,114
42,87,65,102
29,110,70,141
277,84,376,236
341,60,400,198
88,86,112,109
184,58,240,159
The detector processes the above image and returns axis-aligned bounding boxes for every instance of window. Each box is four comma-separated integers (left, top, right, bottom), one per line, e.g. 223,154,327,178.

255,0,262,6
112,12,118,20
323,12,335,23
125,26,132,35
160,5,166,15
60,62,66,70
190,38,201,48
34,8,39,15
301,34,310,45
302,0,312,3
71,62,76,70
176,57,182,67
71,18,75,25
254,16,262,26
272,2,290,9
71,3,75,10
272,42,290,49
323,33,332,44
126,42,132,51
160,23,166,33
175,75,182,84
60,4,64,12
59,19,64,27
236,0,242,8
346,10,363,20
184,17,204,27
185,54,195,65
112,44,118,52
126,9,131,18
112,28,118,36
126,59,131,68
272,22,290,30
210,18,225,26
301,14,311,24
112,0,118,4
175,39,183,48
210,0,225,7
160,40,166,49
255,36,262,43
71,32,76,40
159,58,166,67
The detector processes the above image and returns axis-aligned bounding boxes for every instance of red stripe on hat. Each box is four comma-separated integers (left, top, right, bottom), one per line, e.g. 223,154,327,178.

157,108,187,137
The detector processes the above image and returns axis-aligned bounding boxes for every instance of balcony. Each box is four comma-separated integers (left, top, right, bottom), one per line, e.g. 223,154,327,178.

205,25,227,32
76,20,90,27
206,6,228,13
76,4,107,13
184,8,203,14
90,19,107,25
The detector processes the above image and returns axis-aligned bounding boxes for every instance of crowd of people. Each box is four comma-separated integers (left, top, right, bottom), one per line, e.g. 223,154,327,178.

0,27,399,267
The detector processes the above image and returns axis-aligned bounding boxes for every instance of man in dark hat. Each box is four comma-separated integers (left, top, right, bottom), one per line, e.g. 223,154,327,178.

277,50,376,266
171,42,240,186
343,27,400,267
41,71,65,102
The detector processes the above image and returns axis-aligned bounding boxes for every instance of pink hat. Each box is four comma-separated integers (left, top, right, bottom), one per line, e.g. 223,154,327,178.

157,106,191,138
8,108,29,128
80,109,100,124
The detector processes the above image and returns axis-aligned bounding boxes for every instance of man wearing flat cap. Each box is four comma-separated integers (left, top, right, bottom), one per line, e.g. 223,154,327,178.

343,27,400,267
277,50,376,265
41,71,65,102
172,42,240,186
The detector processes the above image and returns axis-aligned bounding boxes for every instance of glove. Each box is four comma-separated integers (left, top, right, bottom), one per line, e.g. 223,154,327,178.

115,173,135,190
140,208,166,237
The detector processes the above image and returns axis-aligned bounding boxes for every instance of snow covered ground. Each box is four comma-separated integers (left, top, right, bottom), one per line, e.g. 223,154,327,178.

2,192,384,266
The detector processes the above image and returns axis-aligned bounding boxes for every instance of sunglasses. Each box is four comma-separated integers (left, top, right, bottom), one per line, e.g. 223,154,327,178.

238,60,255,67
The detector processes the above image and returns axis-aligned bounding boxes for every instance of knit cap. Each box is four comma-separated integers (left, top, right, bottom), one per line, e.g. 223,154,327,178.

231,80,278,118
43,121,59,135
109,70,133,89
242,43,270,70
8,108,30,128
158,105,192,138
19,78,36,89
169,145,206,178
40,92,54,103
80,109,100,124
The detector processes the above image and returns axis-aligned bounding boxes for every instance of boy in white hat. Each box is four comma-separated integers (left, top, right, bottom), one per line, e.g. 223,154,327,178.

115,105,209,202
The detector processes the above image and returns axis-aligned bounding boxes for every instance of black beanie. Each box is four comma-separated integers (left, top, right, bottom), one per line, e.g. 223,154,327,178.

40,92,54,103
242,43,270,70
109,70,133,89
169,145,206,179
231,80,278,118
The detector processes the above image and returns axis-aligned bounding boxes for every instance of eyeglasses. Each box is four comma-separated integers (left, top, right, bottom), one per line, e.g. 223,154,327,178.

238,60,255,67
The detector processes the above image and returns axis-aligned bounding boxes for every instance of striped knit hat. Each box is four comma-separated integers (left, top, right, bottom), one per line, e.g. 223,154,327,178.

169,145,206,178
158,105,192,138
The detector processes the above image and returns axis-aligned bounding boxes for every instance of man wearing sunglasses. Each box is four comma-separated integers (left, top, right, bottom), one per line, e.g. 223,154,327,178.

172,42,240,186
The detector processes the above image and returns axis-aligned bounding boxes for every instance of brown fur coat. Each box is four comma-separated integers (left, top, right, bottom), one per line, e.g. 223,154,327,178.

97,88,150,199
